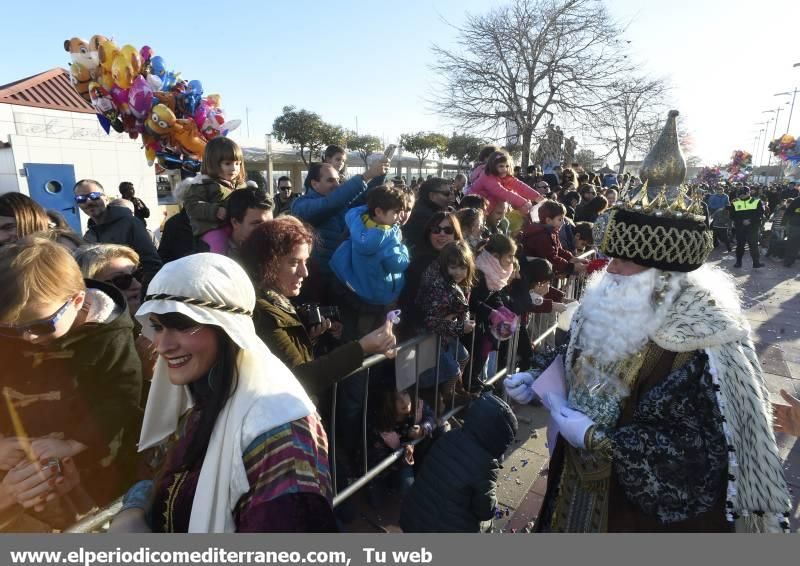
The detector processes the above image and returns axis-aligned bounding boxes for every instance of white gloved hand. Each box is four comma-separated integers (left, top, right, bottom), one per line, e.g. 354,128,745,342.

545,394,595,449
504,372,535,404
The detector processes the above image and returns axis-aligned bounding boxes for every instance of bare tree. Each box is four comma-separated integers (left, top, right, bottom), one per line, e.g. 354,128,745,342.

589,75,669,174
431,0,631,170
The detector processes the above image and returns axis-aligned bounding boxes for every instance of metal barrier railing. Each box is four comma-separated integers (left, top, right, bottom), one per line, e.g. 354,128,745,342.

67,250,596,532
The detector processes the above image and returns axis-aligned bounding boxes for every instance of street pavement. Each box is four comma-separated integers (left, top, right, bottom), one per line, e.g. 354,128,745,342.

499,248,800,532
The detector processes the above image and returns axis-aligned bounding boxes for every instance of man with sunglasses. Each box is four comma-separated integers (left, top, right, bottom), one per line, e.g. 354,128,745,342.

74,180,162,285
274,176,296,216
402,177,454,251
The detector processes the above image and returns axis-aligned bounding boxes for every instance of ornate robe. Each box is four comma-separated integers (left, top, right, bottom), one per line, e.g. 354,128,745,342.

536,283,791,532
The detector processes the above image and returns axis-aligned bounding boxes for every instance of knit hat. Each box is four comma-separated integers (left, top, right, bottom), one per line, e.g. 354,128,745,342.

136,253,315,532
593,111,713,272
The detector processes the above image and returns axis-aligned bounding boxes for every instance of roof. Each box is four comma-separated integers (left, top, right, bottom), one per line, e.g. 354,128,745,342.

0,68,95,114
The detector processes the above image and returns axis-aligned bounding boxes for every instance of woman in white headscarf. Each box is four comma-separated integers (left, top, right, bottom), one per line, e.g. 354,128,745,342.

110,253,336,533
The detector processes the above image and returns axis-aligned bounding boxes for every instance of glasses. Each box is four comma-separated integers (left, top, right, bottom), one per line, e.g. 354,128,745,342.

74,192,104,204
104,266,143,290
280,186,293,191
0,299,72,338
431,225,455,235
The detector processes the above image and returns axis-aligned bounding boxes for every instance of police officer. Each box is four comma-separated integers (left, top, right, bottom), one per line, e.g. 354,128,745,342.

730,186,764,268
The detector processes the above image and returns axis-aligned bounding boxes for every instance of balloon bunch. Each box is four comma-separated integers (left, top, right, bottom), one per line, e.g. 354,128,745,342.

63,35,240,171
694,166,722,185
768,134,800,164
725,150,752,182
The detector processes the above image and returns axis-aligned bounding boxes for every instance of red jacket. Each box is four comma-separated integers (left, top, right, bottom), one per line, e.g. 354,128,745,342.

519,221,574,276
529,287,566,315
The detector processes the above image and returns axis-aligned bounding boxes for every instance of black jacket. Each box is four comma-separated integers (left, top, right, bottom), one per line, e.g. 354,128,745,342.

0,280,143,505
85,206,162,281
157,209,196,263
399,393,518,532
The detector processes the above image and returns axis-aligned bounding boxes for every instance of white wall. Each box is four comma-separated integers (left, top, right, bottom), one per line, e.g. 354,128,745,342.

2,104,160,232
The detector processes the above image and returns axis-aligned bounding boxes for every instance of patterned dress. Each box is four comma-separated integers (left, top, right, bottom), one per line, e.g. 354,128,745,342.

149,406,336,532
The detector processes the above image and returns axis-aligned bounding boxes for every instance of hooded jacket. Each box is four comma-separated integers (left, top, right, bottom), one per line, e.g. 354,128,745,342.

399,393,518,532
181,175,235,237
330,205,409,305
84,206,162,281
291,176,370,276
0,280,143,505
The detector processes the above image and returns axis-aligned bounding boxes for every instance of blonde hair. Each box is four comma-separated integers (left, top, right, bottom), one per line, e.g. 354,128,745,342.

73,243,140,279
0,236,85,323
201,137,246,185
0,192,50,239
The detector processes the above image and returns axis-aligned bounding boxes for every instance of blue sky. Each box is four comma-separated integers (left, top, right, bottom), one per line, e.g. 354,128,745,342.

2,0,798,166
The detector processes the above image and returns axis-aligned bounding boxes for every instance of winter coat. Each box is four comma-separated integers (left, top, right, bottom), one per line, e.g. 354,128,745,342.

157,209,196,263
417,262,470,337
291,175,370,276
468,173,541,213
330,205,410,306
274,193,297,216
252,290,364,398
707,193,730,214
559,217,577,254
402,198,445,252
729,197,764,229
519,221,575,276
181,175,238,237
399,393,518,532
0,280,143,506
84,206,162,282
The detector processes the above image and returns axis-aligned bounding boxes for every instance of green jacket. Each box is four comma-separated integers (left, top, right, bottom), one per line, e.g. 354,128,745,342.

0,280,143,505
252,291,364,398
182,176,234,236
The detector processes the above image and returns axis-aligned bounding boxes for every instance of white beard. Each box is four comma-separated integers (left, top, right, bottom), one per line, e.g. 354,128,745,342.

577,267,681,365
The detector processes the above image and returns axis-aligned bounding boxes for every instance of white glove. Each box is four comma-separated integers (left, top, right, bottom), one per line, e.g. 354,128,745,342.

545,394,595,449
504,372,535,404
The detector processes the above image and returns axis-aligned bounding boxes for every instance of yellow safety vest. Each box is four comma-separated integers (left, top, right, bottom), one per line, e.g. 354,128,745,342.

733,198,760,212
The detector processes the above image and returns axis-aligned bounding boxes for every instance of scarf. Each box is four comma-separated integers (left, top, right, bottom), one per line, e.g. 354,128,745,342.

475,251,513,291
136,254,315,533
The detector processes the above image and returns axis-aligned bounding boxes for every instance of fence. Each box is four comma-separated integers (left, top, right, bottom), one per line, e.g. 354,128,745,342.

66,251,596,532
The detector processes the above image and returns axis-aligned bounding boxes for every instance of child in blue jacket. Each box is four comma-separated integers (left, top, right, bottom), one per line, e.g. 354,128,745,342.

330,185,410,306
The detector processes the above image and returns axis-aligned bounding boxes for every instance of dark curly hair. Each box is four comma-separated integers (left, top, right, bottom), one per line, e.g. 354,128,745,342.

240,216,315,288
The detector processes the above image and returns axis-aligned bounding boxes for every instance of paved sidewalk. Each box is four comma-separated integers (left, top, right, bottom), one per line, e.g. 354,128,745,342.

499,249,800,532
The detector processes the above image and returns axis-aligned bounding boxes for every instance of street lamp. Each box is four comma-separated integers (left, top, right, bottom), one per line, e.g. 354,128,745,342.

757,117,774,167
774,89,798,134
762,109,785,169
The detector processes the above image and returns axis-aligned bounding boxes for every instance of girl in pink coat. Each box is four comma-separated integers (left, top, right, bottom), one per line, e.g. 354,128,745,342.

468,150,544,215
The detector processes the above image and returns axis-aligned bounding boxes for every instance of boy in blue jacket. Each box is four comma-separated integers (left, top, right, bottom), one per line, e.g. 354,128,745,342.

331,185,410,307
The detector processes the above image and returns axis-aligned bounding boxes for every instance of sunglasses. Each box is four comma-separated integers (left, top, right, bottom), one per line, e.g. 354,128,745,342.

105,267,143,290
74,192,104,204
431,225,455,235
0,299,72,339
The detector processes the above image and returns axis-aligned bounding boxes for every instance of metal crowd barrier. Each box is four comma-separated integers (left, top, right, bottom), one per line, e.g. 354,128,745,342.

67,251,596,532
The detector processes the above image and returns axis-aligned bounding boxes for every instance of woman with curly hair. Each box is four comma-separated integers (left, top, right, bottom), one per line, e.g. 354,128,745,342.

240,216,396,401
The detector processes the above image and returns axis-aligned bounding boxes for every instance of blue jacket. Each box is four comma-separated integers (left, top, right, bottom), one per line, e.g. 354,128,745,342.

290,175,370,275
330,205,410,305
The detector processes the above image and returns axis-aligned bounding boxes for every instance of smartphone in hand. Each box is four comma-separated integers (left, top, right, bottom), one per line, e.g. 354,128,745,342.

384,144,398,161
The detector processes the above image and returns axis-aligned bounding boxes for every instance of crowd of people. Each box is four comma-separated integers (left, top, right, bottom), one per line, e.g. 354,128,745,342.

0,130,799,534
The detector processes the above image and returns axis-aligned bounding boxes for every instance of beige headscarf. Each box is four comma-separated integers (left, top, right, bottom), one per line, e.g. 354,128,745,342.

136,253,315,532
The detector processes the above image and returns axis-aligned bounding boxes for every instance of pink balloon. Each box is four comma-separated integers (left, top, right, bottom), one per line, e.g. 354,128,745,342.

128,76,154,120
110,86,130,112
140,45,153,63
